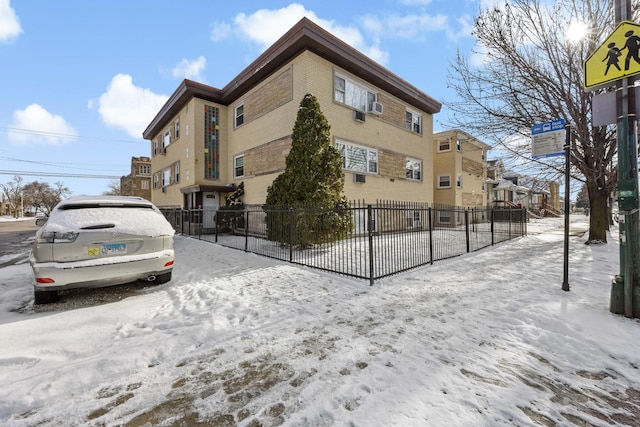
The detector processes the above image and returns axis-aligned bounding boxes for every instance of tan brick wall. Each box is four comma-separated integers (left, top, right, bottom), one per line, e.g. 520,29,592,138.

243,67,293,123
244,136,291,177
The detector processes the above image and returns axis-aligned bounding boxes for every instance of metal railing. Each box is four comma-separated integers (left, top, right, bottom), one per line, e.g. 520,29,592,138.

161,201,527,285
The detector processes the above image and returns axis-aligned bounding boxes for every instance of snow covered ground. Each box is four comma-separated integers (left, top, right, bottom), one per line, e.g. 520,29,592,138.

0,215,639,426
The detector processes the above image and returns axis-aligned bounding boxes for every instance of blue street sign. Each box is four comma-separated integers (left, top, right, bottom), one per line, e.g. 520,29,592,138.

531,119,566,159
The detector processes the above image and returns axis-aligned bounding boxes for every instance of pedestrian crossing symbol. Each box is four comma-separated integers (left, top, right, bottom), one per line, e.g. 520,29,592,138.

583,21,640,90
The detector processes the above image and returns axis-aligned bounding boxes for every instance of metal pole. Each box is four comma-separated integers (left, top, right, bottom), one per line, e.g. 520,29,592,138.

562,125,571,291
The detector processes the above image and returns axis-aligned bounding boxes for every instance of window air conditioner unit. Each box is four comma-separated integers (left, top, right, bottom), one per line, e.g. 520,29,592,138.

354,173,366,183
368,102,383,115
353,110,366,122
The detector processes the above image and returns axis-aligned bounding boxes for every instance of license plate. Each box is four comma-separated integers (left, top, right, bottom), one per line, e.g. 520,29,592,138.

88,243,127,256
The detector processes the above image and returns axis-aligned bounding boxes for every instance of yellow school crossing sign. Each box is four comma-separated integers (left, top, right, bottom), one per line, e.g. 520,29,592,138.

584,21,640,90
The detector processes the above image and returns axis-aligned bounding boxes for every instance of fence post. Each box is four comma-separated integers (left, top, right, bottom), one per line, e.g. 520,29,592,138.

509,208,512,240
215,210,219,243
465,208,470,253
244,209,249,252
428,207,434,265
367,204,374,285
491,208,495,246
289,208,294,263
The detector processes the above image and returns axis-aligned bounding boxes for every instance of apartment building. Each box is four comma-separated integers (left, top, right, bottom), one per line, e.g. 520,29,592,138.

143,18,441,213
433,130,490,208
120,156,152,200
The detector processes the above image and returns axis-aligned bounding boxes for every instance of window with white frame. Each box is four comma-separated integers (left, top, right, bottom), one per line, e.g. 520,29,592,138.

335,140,378,173
334,74,377,112
175,118,180,140
482,181,486,192
139,165,150,175
186,124,189,136
234,154,244,178
162,168,171,187
406,158,422,181
481,149,485,160
153,139,159,156
406,210,423,229
141,180,149,190
406,110,422,134
457,139,462,151
163,131,170,150
174,163,180,183
438,139,450,152
234,104,244,128
153,174,159,190
438,174,451,188
457,174,463,188
439,210,452,224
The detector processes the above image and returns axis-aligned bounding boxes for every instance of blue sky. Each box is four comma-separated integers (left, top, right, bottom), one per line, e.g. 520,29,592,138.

0,0,488,196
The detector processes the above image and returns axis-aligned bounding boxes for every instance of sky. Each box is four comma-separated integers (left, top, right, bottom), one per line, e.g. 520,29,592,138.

0,0,494,197
1,214,639,425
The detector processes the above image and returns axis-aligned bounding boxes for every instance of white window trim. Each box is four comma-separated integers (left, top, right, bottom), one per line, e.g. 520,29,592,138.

163,131,171,149
153,174,159,190
234,154,245,178
234,104,244,128
406,158,422,181
438,174,451,189
335,139,378,174
457,139,463,152
174,118,180,139
438,139,451,152
162,168,171,187
457,174,463,188
174,163,180,183
334,72,378,112
406,108,422,134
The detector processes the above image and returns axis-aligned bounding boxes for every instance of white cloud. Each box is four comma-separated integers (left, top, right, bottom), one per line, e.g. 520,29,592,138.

210,21,232,42
96,74,169,139
361,13,450,41
216,3,388,65
171,56,207,82
0,0,22,43
8,104,77,145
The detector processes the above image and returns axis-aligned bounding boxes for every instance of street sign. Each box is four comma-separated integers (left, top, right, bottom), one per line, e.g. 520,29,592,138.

531,119,565,159
584,20,640,90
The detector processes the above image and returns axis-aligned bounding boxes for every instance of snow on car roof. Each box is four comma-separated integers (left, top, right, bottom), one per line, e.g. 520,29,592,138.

44,196,175,237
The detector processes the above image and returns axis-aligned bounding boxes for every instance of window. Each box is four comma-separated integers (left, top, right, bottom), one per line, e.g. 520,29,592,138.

406,110,422,134
438,139,450,152
162,168,171,187
234,154,244,178
457,174,463,188
406,158,422,181
141,180,149,190
481,149,485,160
163,131,170,150
186,124,189,136
334,74,377,112
175,118,180,140
438,210,452,225
482,181,486,192
438,174,451,188
407,211,422,229
186,147,189,158
174,163,180,183
139,165,150,175
234,104,244,127
457,139,462,151
335,140,378,174
153,139,159,156
153,174,159,190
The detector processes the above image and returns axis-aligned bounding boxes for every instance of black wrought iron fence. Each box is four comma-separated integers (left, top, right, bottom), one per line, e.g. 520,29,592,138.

160,201,527,284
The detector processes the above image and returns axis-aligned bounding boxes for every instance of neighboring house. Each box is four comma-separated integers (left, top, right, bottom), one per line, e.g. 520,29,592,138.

120,156,152,200
433,130,490,208
487,159,561,215
143,18,441,216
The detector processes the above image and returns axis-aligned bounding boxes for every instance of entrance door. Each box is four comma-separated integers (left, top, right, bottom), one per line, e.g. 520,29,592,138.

203,192,219,229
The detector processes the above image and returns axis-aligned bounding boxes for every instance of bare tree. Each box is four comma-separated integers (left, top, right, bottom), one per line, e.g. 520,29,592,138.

445,0,625,243
104,180,125,196
0,176,24,218
23,180,71,215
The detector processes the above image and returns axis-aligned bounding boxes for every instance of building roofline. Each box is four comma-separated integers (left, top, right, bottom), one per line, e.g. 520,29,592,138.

143,17,441,139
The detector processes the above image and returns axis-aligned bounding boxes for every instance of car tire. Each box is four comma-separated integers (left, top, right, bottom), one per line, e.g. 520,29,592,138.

34,289,58,304
154,271,172,285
